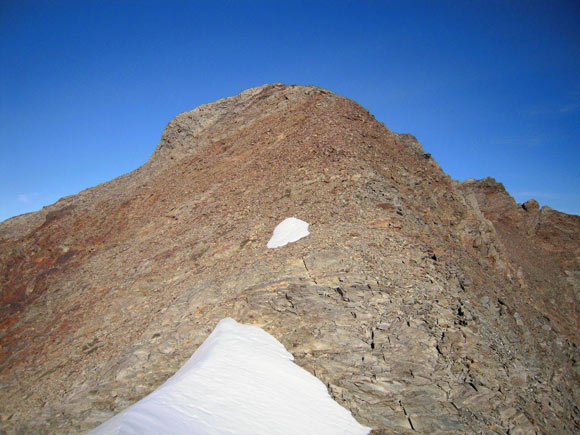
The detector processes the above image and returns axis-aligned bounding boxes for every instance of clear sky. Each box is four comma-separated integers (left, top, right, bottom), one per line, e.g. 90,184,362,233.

1,0,579,222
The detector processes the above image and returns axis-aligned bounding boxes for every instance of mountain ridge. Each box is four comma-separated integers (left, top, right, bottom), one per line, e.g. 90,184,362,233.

1,84,578,433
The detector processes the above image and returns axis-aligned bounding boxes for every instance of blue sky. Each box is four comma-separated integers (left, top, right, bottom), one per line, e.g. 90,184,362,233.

1,0,579,221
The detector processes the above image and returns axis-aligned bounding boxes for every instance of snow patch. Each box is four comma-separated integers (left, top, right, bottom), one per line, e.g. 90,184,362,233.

267,217,310,248
90,318,370,435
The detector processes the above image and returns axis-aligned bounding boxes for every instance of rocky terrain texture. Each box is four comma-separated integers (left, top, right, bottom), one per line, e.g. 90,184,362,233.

1,84,579,434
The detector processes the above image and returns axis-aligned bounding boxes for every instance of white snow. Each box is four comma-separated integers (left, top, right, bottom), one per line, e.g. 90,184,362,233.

267,217,310,248
90,318,370,435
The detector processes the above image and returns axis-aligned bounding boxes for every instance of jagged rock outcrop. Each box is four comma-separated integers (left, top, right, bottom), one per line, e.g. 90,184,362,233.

462,178,580,339
1,84,578,433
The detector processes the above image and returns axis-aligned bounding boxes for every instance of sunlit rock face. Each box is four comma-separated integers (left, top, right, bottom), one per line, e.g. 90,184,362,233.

1,84,578,434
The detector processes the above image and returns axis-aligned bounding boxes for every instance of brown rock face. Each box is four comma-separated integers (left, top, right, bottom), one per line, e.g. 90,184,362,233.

462,178,580,337
1,84,579,433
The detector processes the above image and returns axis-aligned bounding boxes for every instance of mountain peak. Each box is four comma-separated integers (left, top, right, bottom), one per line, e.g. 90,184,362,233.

154,84,337,159
1,85,578,433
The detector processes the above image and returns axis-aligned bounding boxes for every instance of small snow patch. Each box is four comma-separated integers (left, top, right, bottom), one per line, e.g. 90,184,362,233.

90,318,370,435
267,217,310,248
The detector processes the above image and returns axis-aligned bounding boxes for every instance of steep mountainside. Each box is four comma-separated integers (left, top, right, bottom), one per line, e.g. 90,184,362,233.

1,84,579,433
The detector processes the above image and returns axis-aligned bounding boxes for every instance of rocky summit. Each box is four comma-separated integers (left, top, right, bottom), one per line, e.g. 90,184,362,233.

1,84,579,434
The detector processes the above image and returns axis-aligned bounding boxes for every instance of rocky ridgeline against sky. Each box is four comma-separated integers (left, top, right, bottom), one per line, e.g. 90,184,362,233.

1,84,579,433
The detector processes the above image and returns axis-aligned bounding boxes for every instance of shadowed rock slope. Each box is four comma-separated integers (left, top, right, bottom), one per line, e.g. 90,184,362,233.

1,84,579,434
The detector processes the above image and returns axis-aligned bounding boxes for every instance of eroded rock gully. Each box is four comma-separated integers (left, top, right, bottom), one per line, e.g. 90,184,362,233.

1,84,578,433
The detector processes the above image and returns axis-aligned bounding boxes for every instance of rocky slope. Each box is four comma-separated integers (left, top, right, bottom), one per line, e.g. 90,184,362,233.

1,84,578,434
